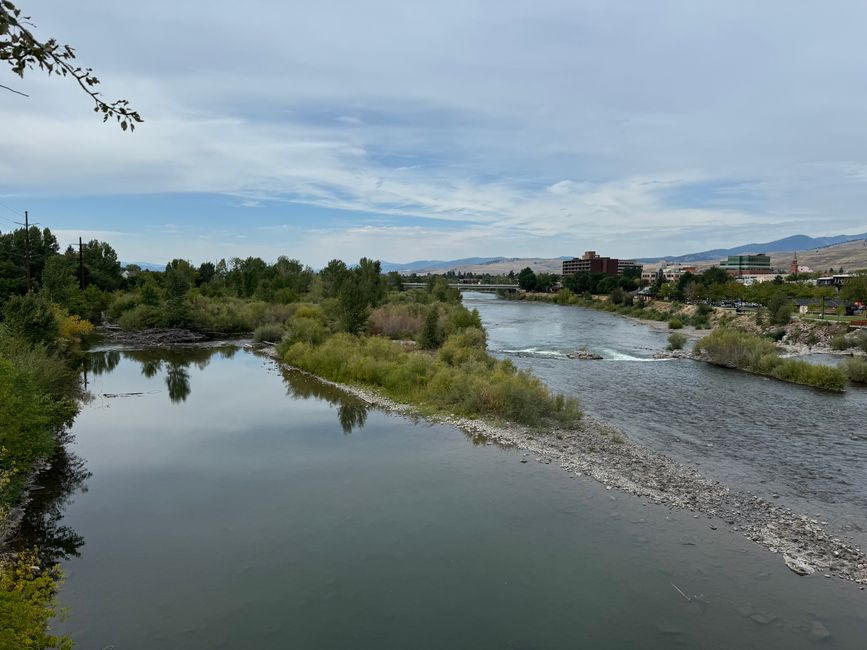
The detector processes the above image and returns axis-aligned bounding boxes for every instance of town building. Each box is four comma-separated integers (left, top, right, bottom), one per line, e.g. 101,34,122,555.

641,264,697,284
562,251,642,277
719,253,773,276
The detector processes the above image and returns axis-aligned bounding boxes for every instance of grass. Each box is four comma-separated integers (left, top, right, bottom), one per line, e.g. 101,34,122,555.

843,357,867,383
694,328,847,392
280,329,581,428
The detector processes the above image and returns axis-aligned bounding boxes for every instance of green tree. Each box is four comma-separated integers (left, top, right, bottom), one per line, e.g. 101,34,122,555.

40,255,77,306
319,259,349,298
163,259,195,327
1,293,58,347
518,267,537,291
767,292,792,326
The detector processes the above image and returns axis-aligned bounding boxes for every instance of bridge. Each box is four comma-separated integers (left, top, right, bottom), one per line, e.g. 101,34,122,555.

402,282,520,293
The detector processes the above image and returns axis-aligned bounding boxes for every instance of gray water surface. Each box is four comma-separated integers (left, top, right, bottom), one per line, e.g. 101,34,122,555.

464,293,867,545
29,344,866,648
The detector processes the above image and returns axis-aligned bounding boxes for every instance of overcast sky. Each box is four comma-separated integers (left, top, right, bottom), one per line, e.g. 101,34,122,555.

2,0,867,266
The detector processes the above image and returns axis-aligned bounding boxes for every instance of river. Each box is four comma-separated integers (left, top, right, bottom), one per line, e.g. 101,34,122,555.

13,319,867,648
464,292,867,547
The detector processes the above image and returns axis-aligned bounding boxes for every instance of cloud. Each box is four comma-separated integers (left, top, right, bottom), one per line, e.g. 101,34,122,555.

3,0,867,264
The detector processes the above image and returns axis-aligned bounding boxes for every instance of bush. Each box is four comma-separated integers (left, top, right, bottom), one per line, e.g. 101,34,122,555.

0,550,70,650
668,318,683,330
830,334,851,351
843,357,867,383
695,327,846,391
1,294,58,347
282,331,580,427
57,314,94,343
252,323,286,344
667,333,687,351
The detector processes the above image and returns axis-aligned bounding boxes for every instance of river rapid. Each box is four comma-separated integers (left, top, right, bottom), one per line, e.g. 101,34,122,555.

464,292,867,548
12,318,867,648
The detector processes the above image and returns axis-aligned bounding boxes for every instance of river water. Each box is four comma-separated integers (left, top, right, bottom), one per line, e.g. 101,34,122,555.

464,293,867,546
17,327,867,647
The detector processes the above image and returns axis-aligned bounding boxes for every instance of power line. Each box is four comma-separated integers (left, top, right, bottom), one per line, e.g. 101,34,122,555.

0,199,24,218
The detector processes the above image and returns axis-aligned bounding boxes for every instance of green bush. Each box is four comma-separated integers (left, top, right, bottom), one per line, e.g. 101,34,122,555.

282,331,580,427
843,357,867,383
668,318,684,330
1,294,58,347
830,334,851,351
667,333,687,351
252,323,286,344
695,328,846,391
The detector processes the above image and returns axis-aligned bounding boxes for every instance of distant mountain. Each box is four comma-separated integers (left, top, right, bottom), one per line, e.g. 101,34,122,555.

639,232,867,264
122,261,165,272
380,257,506,273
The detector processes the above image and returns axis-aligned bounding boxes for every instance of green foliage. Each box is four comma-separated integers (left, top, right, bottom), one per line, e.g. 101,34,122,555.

0,550,72,650
163,259,195,327
282,332,581,427
668,318,684,330
695,328,847,391
252,323,286,344
830,334,851,351
418,307,443,349
1,293,58,347
667,333,687,350
842,357,867,383
767,292,792,326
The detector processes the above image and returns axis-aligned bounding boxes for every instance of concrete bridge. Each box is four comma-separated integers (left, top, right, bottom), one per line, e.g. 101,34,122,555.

402,282,520,293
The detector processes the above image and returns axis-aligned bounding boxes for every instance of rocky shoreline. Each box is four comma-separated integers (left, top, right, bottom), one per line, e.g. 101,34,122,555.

260,344,867,586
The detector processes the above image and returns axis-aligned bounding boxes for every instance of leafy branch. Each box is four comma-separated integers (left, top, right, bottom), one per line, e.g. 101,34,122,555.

0,0,142,131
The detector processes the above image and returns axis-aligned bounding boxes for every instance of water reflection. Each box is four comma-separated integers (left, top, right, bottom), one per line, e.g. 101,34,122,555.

11,444,91,566
86,346,240,404
280,368,369,434
87,346,369,431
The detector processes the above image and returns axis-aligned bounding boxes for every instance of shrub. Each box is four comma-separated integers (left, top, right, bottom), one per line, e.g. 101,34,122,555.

57,314,94,343
667,333,687,351
252,323,286,344
695,327,846,391
830,334,851,351
1,294,58,347
843,357,867,383
368,303,424,339
118,304,163,330
0,550,70,650
668,318,684,330
282,331,580,427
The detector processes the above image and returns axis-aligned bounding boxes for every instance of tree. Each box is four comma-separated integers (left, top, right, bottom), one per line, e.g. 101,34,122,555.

163,259,194,326
1,1,142,130
518,267,537,291
767,292,792,326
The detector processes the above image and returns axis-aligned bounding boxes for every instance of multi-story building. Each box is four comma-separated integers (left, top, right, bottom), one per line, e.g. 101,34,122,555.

641,264,697,284
719,253,772,276
562,251,641,277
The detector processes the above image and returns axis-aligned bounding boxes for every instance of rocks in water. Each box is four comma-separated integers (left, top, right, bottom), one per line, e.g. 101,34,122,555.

783,554,815,576
568,349,603,360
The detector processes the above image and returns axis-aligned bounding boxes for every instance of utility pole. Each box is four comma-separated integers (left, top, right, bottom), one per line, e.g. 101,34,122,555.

78,237,85,290
24,210,31,293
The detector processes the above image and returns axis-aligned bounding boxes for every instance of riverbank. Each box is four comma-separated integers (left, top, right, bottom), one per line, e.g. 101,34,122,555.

259,343,867,585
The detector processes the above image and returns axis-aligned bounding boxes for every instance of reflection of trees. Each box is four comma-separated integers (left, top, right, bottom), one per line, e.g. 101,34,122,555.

165,363,191,403
11,445,91,566
84,350,121,375
281,368,369,434
337,401,368,434
116,346,238,404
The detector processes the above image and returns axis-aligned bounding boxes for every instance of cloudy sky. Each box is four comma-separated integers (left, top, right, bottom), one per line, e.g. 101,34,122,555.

2,0,867,266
